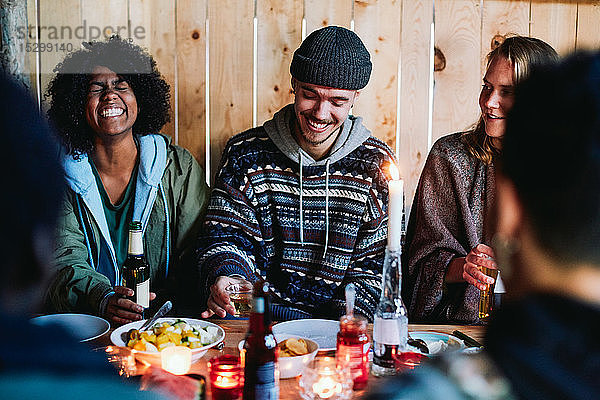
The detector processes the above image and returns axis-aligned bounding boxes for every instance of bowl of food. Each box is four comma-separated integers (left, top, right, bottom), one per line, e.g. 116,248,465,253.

239,333,319,379
111,317,225,367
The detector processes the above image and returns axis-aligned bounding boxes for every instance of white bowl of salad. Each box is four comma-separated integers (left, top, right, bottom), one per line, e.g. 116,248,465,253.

111,317,225,366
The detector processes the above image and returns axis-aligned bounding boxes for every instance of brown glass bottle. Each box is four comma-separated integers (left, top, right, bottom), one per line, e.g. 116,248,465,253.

242,281,278,400
122,221,150,318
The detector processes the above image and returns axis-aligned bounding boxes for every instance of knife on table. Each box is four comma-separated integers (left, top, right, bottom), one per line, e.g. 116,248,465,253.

139,300,172,332
452,330,484,348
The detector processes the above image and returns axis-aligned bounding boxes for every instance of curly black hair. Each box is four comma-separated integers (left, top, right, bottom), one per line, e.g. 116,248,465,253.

46,36,171,156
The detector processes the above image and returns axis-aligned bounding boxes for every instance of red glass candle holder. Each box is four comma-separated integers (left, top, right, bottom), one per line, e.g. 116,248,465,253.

208,354,243,400
394,351,427,372
336,315,370,390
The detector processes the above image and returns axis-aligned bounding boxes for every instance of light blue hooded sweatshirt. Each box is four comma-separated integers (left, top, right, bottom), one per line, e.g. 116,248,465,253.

49,134,209,315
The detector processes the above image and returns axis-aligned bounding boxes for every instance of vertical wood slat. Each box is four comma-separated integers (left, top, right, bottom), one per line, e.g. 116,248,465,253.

304,0,353,35
28,0,600,208
38,0,81,107
208,0,254,183
81,0,128,40
576,0,600,51
129,0,177,140
481,0,530,74
353,0,403,151
432,0,481,144
398,0,434,215
530,0,578,56
176,0,207,171
256,0,303,127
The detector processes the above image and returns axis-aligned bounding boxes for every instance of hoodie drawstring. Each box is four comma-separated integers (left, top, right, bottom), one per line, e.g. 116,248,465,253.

323,159,330,258
76,195,96,271
298,153,330,257
159,183,170,278
299,152,304,245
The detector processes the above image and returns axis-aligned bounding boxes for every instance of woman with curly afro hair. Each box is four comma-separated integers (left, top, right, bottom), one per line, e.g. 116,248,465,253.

46,37,209,325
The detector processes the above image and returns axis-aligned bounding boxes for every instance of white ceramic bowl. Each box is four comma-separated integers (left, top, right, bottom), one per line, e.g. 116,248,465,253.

272,319,339,351
111,317,225,367
239,333,319,379
31,313,110,342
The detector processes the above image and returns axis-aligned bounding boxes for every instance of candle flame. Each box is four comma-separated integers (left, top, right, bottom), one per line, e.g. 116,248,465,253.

312,376,343,399
389,163,400,181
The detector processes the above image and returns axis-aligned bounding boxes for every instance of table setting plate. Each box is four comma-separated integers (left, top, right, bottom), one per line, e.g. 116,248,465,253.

272,319,339,352
30,313,110,343
408,331,465,355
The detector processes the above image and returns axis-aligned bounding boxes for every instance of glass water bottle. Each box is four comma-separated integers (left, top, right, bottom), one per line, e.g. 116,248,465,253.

371,247,408,376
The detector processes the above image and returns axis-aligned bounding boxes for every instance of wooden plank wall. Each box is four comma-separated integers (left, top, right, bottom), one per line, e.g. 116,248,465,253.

23,0,600,215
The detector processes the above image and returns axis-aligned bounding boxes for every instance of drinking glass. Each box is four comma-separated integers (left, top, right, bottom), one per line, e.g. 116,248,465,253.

478,266,499,321
225,280,253,318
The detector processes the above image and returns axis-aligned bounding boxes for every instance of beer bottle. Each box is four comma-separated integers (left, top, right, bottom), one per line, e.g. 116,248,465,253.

242,281,278,400
122,221,150,318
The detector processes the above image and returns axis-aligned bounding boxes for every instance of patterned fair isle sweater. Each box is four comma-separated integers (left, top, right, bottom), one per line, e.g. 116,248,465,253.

198,105,397,321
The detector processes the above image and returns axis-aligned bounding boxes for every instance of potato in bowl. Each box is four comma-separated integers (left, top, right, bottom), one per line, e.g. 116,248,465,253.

239,333,319,379
111,317,224,367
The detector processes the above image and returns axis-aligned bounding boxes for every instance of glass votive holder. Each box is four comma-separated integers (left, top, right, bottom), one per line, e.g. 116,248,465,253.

208,354,243,400
299,357,353,400
100,346,137,378
161,345,192,375
394,350,427,373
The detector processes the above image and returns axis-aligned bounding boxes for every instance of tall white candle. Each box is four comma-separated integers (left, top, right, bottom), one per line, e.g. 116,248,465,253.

387,164,403,251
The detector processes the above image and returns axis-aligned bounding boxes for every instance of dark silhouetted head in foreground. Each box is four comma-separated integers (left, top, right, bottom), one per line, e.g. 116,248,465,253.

0,74,64,315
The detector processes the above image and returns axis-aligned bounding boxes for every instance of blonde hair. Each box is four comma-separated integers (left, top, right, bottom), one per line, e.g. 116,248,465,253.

462,35,559,164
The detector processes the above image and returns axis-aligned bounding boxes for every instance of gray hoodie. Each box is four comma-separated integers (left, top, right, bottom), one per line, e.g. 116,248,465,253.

263,104,373,255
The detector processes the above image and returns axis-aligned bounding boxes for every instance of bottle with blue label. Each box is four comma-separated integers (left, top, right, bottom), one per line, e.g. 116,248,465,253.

242,281,279,399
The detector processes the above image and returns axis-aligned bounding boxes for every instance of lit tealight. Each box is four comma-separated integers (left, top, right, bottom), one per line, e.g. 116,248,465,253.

161,346,192,375
214,374,239,389
209,354,243,400
312,375,343,399
299,357,352,400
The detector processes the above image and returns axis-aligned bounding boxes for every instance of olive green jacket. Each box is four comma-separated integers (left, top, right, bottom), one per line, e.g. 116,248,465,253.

47,134,209,316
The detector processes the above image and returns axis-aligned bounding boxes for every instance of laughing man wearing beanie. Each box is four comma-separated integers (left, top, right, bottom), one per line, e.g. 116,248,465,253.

198,26,398,321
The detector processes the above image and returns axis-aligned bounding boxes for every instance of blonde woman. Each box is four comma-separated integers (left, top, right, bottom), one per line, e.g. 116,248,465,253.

403,36,558,324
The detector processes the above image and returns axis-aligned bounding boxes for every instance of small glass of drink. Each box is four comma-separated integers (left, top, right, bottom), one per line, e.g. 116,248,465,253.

225,280,253,318
478,265,499,322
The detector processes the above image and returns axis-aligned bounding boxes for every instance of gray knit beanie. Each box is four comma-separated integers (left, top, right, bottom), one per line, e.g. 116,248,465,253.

290,26,372,90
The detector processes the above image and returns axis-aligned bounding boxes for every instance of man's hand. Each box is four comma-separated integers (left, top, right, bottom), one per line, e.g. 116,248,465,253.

104,286,157,325
201,276,249,318
462,244,497,291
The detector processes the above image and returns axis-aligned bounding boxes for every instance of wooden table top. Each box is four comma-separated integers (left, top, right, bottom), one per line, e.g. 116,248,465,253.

98,319,485,399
